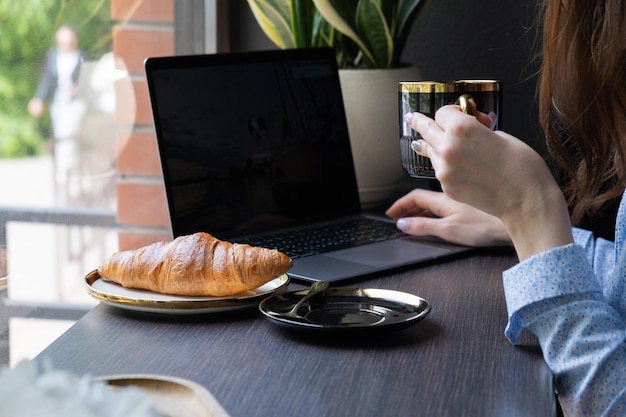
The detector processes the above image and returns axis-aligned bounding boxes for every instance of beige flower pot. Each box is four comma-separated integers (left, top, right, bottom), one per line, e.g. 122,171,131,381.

339,66,421,208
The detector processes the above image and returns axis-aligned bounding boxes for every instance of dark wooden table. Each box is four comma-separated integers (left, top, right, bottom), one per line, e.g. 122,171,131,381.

35,248,556,417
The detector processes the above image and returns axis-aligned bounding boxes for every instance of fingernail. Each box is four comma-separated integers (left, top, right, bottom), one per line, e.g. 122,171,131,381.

397,218,411,231
403,112,414,124
411,140,422,153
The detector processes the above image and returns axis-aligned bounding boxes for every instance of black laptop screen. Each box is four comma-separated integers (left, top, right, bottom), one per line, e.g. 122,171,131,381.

146,48,361,238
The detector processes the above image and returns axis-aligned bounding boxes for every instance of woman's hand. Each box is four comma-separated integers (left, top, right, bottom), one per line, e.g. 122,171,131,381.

386,189,511,248
404,105,573,260
405,106,544,219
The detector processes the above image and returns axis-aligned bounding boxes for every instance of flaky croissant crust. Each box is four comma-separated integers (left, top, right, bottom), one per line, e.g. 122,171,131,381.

97,232,292,296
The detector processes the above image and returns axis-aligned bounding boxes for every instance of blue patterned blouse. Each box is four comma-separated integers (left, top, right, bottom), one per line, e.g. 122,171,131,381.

503,195,626,416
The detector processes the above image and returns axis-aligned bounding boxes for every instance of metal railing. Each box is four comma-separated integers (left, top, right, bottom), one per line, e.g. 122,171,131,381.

0,206,117,288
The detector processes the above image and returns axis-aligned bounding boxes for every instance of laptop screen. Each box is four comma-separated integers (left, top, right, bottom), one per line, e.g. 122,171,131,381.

145,48,361,238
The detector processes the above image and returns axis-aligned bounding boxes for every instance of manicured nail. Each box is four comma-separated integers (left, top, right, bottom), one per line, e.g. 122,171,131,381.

397,218,411,231
403,112,414,124
411,140,422,153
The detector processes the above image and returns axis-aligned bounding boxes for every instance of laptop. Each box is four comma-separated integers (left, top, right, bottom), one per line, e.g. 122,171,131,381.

144,47,470,283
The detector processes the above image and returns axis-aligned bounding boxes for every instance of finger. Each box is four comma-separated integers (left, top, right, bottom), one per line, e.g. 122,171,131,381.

465,110,498,130
396,215,449,238
411,140,440,174
476,111,496,130
401,189,453,218
487,112,498,129
386,201,431,220
436,104,495,132
410,139,428,157
386,189,445,219
405,111,444,141
386,190,432,219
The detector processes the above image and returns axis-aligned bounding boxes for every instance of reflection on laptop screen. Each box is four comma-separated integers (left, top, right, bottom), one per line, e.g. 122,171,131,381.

146,49,360,238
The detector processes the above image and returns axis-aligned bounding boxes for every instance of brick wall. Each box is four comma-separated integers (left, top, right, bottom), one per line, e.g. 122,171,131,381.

111,0,174,250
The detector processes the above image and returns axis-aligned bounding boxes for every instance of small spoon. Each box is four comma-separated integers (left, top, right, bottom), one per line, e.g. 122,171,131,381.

285,280,329,318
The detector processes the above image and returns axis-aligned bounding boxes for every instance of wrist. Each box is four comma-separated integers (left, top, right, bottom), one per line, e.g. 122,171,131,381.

502,186,573,261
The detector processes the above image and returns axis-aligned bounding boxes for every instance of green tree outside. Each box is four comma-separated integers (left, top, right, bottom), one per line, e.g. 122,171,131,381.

0,0,113,157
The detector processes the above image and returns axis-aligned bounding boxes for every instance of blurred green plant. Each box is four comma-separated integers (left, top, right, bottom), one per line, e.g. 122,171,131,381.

0,0,113,158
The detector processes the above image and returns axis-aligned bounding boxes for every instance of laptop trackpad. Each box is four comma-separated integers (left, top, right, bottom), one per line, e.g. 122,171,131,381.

288,239,465,282
324,239,454,267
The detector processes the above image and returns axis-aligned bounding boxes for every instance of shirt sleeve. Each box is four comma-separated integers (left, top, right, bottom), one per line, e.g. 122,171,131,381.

503,243,626,416
572,227,618,291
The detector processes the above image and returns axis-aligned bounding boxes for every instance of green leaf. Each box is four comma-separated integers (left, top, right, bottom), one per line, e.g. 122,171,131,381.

312,13,333,47
355,0,393,68
248,0,296,49
394,0,429,63
313,0,376,65
291,0,318,48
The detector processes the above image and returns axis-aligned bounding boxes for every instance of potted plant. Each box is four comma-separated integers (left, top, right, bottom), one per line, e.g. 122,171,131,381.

247,0,427,69
247,0,429,207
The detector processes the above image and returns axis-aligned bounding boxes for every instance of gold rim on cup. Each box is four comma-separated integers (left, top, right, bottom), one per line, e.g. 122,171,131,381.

399,80,501,94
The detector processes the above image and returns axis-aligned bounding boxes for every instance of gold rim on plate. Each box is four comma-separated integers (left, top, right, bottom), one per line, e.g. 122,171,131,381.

84,270,290,314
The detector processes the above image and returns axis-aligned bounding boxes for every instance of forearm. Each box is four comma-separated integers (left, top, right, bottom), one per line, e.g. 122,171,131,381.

502,183,574,261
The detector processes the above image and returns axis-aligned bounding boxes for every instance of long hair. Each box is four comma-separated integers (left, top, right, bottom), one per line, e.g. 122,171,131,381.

538,0,626,224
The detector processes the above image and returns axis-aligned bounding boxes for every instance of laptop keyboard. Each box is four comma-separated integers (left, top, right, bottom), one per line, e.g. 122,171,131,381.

237,216,406,259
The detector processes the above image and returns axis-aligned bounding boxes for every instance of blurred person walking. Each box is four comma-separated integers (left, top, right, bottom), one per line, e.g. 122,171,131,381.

28,25,85,183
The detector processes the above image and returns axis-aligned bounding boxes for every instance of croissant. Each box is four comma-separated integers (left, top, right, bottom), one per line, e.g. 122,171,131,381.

97,232,292,296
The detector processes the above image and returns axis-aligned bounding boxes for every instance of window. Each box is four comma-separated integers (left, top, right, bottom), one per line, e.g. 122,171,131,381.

0,0,226,366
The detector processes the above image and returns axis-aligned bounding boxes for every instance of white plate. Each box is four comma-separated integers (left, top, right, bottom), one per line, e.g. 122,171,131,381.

84,270,289,314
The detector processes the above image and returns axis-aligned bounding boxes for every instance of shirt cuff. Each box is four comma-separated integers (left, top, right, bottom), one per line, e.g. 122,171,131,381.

502,243,602,343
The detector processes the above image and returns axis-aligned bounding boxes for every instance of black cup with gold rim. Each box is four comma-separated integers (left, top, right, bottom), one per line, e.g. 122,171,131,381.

398,80,502,179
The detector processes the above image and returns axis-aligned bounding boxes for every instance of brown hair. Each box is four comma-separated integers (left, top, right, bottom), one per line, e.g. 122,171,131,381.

538,0,626,224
